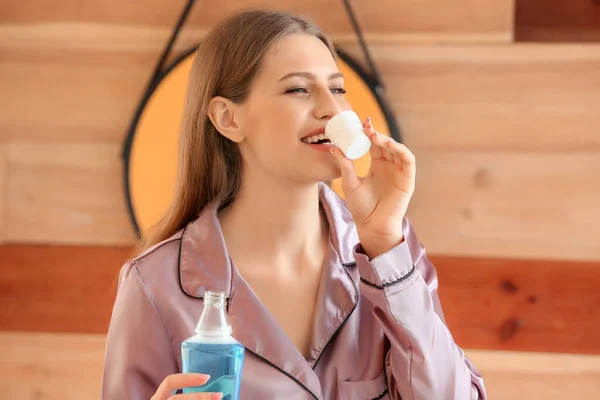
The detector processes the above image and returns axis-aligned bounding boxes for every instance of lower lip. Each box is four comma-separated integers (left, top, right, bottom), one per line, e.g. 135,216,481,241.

302,142,335,152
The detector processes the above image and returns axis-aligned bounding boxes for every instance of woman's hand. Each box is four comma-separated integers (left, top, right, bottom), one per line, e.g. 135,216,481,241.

331,117,416,260
151,373,223,400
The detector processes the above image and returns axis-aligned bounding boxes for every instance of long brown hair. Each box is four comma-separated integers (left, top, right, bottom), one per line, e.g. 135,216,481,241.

137,9,335,254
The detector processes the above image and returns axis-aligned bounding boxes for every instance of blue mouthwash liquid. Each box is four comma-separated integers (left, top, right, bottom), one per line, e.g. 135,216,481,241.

181,291,245,400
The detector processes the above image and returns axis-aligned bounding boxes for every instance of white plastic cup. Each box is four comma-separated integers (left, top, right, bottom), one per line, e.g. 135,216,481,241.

326,111,371,160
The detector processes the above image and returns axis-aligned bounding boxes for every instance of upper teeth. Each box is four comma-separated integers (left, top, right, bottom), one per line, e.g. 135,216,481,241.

303,133,328,144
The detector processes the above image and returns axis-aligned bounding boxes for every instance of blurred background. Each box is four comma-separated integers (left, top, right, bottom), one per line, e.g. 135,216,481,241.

1,0,599,398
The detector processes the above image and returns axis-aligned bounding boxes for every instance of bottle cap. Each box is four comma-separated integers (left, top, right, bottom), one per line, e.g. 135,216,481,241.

326,111,371,160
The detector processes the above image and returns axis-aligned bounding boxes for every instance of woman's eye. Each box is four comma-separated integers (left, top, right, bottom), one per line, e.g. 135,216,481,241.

286,87,308,94
285,87,347,95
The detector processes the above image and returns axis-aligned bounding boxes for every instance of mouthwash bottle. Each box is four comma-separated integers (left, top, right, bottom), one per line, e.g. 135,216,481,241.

181,291,245,399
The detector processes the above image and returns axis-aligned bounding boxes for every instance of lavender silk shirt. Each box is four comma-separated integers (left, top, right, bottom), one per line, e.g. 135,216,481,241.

102,183,487,399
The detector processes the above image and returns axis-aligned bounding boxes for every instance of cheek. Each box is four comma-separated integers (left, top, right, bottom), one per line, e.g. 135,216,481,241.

251,104,302,144
241,116,294,166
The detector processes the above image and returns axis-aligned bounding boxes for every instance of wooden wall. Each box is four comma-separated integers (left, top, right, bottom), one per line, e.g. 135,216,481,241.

1,0,600,398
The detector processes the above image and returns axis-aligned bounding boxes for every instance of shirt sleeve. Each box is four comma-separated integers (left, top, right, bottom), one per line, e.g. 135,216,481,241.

101,261,179,400
353,218,487,400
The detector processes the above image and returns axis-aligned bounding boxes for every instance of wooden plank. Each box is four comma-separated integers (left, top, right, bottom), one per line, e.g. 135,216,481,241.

1,332,599,399
5,142,137,244
0,143,6,242
409,151,600,261
0,0,514,42
0,244,130,333
0,332,106,399
431,255,600,355
4,139,600,258
342,43,600,152
3,38,599,149
515,0,600,42
2,245,599,356
465,350,600,399
0,39,154,142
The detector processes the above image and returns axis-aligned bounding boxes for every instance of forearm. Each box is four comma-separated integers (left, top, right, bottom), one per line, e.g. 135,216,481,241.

354,242,486,399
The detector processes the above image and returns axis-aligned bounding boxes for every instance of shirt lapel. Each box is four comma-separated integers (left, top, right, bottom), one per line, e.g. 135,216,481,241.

178,184,360,398
178,200,323,398
306,184,360,368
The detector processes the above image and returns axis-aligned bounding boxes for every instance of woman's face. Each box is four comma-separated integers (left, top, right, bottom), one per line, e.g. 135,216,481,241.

235,33,352,184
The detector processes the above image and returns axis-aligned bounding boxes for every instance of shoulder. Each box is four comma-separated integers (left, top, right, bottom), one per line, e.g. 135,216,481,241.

133,229,185,264
117,229,185,291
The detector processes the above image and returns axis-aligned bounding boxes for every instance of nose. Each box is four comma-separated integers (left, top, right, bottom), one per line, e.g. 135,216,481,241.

313,88,343,120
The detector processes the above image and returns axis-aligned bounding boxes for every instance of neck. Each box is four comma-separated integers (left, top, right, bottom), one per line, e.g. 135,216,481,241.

218,172,328,273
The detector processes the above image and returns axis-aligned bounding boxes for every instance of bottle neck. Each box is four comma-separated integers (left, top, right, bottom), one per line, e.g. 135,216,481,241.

195,291,232,337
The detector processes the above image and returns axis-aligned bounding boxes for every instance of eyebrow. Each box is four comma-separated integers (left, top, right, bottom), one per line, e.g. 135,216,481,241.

278,72,344,81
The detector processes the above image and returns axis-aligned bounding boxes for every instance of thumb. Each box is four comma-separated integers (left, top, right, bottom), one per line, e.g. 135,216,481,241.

330,146,360,195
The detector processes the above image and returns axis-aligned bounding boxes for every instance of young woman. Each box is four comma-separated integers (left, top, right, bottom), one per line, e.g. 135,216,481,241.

102,9,487,400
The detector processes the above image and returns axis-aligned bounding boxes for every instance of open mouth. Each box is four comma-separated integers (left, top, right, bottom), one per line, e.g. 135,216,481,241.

301,135,331,145
310,139,331,144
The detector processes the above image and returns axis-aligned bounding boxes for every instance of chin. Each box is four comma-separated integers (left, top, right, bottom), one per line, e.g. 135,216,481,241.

312,164,342,183
279,158,341,184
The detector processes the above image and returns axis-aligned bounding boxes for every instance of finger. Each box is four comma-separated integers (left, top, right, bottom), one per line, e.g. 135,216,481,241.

386,140,416,177
382,144,394,162
168,392,223,400
372,133,394,162
330,146,361,195
364,118,384,160
366,124,395,161
153,374,211,400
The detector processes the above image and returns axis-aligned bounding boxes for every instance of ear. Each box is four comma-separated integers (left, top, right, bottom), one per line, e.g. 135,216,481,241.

207,96,244,143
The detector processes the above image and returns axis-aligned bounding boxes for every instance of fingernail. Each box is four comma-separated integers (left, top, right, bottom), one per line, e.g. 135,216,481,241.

330,147,335,155
367,116,372,124
197,374,210,383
